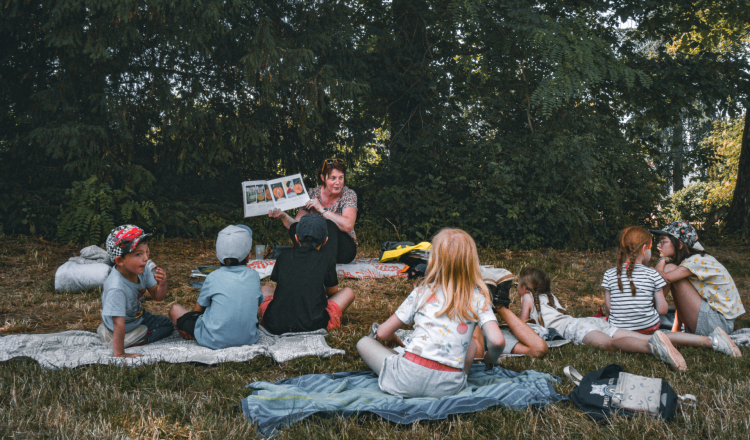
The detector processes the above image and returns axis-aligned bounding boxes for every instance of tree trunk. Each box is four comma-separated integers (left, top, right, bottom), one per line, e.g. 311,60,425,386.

723,111,750,236
672,119,685,192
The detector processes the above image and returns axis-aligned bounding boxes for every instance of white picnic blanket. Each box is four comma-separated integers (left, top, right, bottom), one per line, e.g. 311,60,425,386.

191,258,409,281
0,327,344,370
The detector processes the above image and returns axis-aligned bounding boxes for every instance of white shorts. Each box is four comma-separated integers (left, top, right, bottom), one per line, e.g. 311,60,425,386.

563,317,618,345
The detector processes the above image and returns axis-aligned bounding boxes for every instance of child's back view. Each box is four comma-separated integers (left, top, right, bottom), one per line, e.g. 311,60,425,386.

259,214,355,334
356,228,506,398
169,225,263,349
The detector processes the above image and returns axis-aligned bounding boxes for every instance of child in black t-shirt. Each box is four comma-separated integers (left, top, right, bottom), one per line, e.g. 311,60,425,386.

259,214,355,334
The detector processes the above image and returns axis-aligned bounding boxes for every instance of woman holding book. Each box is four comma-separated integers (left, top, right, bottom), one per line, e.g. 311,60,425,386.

269,158,358,264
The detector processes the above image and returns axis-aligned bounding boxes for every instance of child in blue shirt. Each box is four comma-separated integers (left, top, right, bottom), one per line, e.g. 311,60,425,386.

98,225,174,358
169,225,263,349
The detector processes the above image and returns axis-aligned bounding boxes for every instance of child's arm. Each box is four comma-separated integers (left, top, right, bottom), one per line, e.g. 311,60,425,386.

376,314,405,348
604,289,611,313
326,286,339,296
147,267,168,301
653,288,668,316
112,317,142,358
519,293,533,321
482,321,506,364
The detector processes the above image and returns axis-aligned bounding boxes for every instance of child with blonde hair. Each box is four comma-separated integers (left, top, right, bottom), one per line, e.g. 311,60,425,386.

356,228,506,398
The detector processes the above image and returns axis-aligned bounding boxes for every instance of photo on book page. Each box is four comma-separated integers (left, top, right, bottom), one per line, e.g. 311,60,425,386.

242,173,310,217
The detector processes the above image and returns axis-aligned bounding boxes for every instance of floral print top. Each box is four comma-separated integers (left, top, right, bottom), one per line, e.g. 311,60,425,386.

395,285,497,369
680,254,745,319
308,186,358,244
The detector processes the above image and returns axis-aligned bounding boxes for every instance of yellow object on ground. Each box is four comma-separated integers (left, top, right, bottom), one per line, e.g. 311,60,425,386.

379,242,432,263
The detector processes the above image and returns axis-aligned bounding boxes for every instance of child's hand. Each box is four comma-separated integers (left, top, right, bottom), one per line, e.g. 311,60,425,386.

154,267,167,285
114,352,143,358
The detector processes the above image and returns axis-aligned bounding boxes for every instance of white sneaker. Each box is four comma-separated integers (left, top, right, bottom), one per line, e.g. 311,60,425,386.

648,331,687,371
709,327,742,358
97,323,148,348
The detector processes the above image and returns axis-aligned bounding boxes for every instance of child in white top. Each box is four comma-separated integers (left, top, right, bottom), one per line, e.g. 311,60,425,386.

602,226,668,334
356,228,506,398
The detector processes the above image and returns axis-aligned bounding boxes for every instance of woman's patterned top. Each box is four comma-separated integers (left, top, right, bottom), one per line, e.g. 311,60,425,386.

308,186,358,244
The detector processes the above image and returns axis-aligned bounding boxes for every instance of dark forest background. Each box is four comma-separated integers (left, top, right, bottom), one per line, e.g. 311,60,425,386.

2,0,749,248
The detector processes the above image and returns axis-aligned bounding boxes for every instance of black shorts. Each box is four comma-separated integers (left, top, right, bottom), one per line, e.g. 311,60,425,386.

175,311,202,337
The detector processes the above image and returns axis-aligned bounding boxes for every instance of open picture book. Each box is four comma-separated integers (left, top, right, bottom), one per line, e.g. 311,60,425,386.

242,173,310,217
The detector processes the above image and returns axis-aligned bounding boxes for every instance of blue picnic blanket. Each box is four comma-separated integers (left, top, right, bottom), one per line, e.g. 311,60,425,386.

242,364,567,436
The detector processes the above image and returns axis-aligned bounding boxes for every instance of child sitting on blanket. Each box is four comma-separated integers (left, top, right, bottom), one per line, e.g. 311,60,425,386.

169,225,264,349
521,266,741,372
356,228,507,399
259,214,355,335
651,220,745,336
98,225,174,358
602,226,668,335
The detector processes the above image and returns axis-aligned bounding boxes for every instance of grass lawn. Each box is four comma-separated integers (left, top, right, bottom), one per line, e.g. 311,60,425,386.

1,235,749,439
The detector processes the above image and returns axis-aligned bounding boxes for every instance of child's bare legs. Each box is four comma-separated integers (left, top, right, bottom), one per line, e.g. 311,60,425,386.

497,307,548,358
464,340,478,374
471,326,485,359
583,330,652,354
356,337,397,376
168,303,189,324
329,287,355,313
261,284,275,299
664,263,702,333
168,304,195,340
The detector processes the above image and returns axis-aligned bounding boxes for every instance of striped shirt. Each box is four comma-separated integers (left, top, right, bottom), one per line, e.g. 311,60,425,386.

601,264,666,331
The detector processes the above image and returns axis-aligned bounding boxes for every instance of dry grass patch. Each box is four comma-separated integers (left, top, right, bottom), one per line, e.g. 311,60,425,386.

1,235,749,439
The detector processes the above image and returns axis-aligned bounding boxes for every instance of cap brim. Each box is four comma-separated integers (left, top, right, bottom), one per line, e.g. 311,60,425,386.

649,229,669,236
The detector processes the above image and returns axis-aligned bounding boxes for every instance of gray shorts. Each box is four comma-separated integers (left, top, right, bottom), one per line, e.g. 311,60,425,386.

379,353,467,399
693,300,734,336
500,327,519,354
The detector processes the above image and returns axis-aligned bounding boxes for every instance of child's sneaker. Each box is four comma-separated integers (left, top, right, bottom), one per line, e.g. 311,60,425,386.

709,327,742,358
97,323,148,348
648,331,687,371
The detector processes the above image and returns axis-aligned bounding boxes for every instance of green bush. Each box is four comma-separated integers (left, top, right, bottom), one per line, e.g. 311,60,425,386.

57,177,158,245
660,182,725,224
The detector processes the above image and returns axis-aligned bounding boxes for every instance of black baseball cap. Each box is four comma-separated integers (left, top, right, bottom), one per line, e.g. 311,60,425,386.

296,214,328,247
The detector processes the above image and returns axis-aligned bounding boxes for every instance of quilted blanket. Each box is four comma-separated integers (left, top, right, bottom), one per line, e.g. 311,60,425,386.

0,327,343,370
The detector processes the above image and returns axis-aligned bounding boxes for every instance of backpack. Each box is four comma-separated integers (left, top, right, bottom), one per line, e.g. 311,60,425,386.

565,364,695,421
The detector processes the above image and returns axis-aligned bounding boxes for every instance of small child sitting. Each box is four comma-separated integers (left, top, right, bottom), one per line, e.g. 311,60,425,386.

98,225,174,358
259,214,355,334
168,225,263,349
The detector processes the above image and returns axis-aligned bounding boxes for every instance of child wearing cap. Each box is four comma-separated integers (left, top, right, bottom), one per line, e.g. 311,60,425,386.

99,225,174,358
168,225,263,349
259,214,355,334
652,220,745,337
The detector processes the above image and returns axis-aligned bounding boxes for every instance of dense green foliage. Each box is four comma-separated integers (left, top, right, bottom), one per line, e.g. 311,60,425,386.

1,0,748,246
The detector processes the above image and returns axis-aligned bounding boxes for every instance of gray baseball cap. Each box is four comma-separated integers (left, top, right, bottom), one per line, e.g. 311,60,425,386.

216,225,253,263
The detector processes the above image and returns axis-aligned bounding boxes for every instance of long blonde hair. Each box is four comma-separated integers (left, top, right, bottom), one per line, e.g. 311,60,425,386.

418,228,490,322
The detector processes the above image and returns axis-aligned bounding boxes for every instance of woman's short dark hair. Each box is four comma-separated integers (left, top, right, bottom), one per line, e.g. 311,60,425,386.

317,160,346,186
